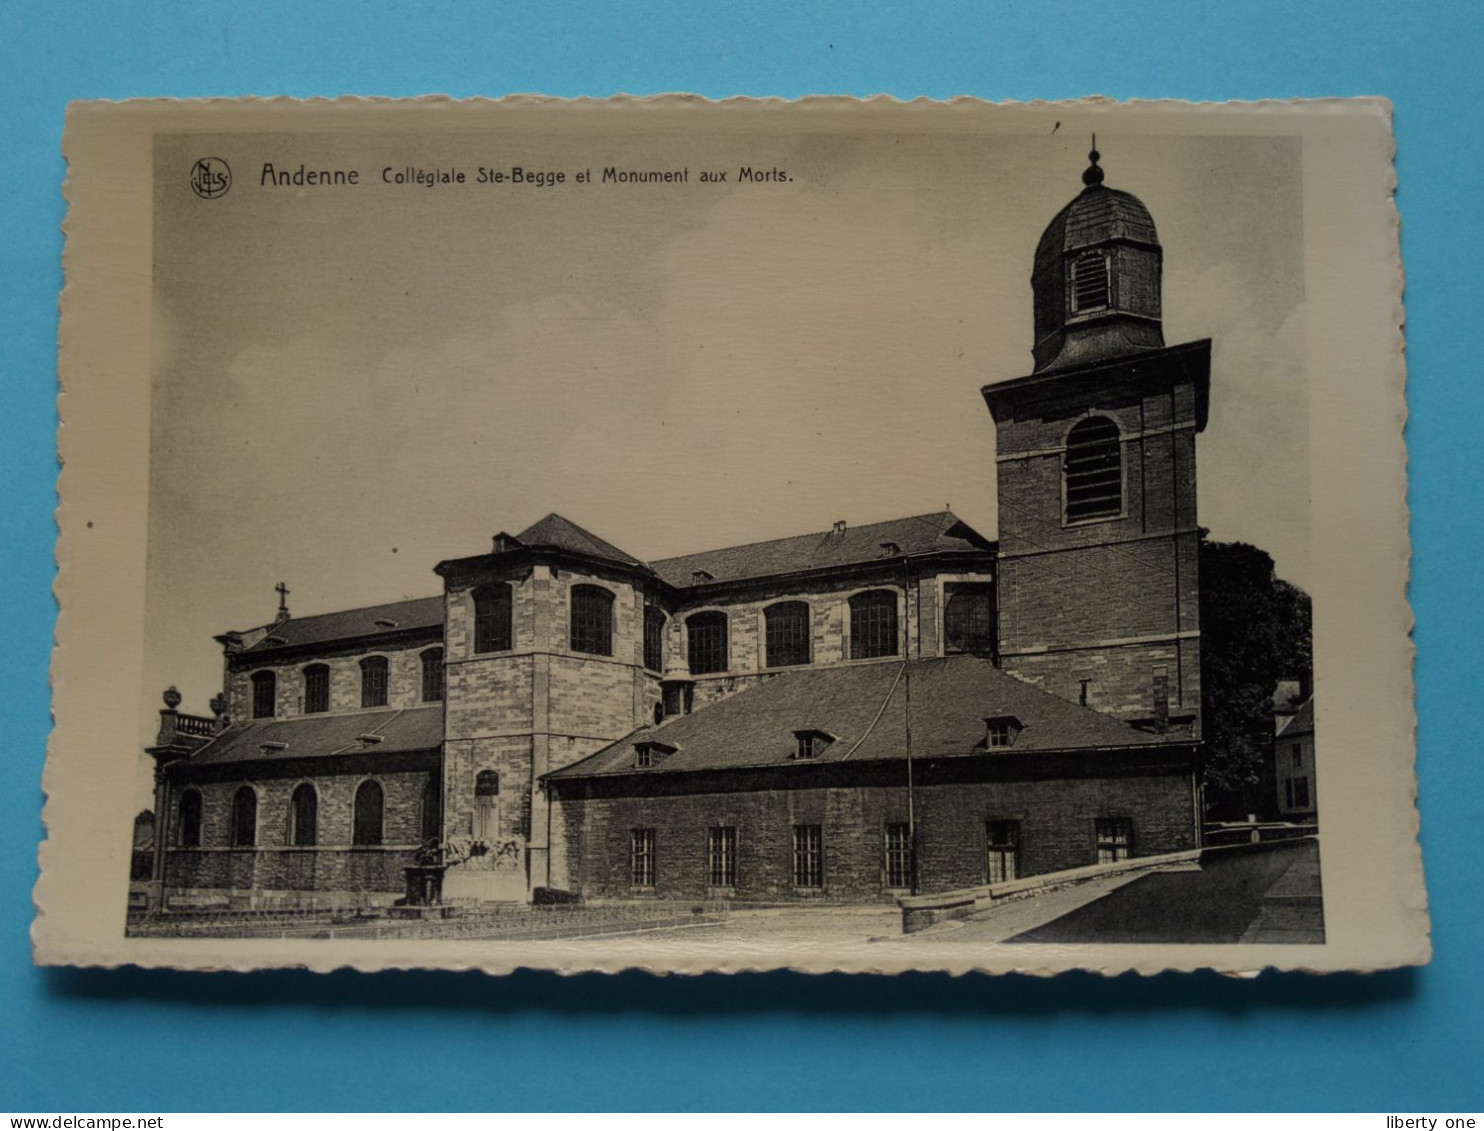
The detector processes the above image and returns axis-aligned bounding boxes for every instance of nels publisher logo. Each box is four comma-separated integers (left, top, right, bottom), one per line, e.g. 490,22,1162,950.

190,157,232,199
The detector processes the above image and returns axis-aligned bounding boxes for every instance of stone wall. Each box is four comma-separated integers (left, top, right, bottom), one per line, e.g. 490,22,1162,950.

225,635,443,722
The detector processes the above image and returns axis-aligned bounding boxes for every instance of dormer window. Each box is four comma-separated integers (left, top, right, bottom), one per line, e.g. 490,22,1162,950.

879,541,901,557
691,569,714,584
984,715,1024,749
794,730,836,760
373,617,399,629
634,740,677,769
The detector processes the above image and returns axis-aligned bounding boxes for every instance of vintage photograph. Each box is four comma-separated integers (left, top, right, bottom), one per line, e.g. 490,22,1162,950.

40,98,1425,974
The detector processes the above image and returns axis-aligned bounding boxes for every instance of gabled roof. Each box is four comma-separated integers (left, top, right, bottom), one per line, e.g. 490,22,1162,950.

188,705,445,766
549,655,1174,780
514,513,648,568
1277,697,1314,739
649,512,992,589
238,595,444,655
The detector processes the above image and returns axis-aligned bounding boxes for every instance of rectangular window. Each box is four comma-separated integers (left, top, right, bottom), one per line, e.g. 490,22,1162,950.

707,826,737,888
884,822,912,889
987,719,1013,748
987,820,1021,883
661,682,692,718
473,584,513,654
1285,777,1311,809
792,824,823,889
630,828,655,888
1095,818,1133,864
1291,743,1303,768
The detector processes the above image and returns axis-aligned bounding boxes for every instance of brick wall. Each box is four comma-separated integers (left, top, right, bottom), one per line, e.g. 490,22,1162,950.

990,359,1204,729
552,762,1197,903
161,766,435,897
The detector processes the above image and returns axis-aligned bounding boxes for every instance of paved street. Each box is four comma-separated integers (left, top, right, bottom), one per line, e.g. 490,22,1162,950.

936,840,1324,946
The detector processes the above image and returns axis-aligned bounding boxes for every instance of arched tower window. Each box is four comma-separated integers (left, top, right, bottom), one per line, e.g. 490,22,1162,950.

474,770,500,842
687,611,729,674
1064,416,1124,523
230,786,258,848
570,585,614,656
944,584,996,656
353,780,384,847
643,604,667,673
420,648,445,702
765,601,812,668
302,664,329,714
473,583,513,654
360,656,389,708
849,591,899,660
1070,251,1110,312
250,670,276,719
177,788,203,848
289,783,318,847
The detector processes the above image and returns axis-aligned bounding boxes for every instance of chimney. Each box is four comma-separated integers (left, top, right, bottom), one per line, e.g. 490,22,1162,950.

1152,666,1170,734
832,520,847,535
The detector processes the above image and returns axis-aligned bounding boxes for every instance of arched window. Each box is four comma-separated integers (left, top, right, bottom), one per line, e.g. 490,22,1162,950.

570,585,614,656
177,788,203,848
230,786,258,848
302,664,329,714
421,648,445,702
360,655,389,708
353,780,384,847
473,583,513,654
250,670,276,719
1064,416,1123,523
849,591,899,660
474,770,500,842
1071,251,1110,312
944,584,996,656
289,783,317,847
420,777,441,843
765,601,812,668
643,604,667,673
687,611,729,674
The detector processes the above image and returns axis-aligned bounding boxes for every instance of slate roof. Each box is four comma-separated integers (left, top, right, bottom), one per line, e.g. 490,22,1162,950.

1278,697,1314,739
649,512,992,588
514,513,647,568
1034,183,1159,273
189,705,445,765
239,595,444,655
549,655,1176,780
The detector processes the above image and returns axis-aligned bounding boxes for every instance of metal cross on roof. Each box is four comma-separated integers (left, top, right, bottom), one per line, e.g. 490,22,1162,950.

275,581,291,619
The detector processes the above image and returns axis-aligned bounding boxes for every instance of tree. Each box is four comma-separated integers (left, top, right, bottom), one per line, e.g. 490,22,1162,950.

1199,539,1312,820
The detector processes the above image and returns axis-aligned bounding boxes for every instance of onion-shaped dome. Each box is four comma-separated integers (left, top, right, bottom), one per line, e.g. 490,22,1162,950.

1031,144,1165,373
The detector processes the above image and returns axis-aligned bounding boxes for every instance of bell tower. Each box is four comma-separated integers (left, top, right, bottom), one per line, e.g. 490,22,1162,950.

983,144,1210,734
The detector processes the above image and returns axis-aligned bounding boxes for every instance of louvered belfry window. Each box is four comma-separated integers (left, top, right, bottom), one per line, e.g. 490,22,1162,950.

1071,251,1110,312
1064,416,1123,523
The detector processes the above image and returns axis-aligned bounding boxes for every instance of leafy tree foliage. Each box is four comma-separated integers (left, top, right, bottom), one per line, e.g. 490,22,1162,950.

1199,539,1312,819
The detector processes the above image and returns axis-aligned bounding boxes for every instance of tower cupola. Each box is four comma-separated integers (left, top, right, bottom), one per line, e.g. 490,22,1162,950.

1031,142,1164,372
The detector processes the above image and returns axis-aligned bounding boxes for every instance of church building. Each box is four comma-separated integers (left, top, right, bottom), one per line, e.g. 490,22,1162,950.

138,147,1213,912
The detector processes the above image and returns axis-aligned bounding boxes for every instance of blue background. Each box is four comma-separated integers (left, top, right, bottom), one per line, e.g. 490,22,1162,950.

2,0,1479,1113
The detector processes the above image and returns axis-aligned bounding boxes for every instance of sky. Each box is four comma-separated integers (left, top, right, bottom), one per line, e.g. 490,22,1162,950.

138,122,1308,795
